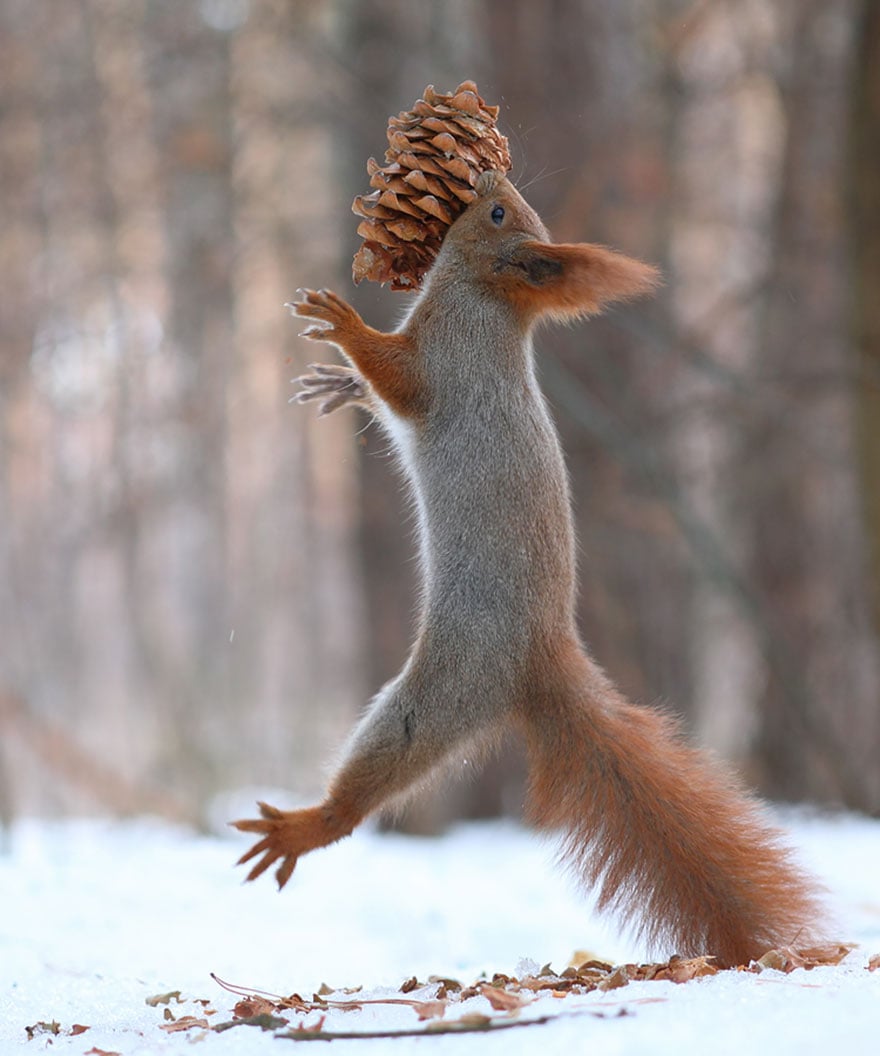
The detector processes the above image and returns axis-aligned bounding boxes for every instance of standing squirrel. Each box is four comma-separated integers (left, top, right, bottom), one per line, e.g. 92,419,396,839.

234,171,824,967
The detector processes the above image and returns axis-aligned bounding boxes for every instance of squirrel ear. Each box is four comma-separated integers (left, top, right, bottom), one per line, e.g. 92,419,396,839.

507,240,661,322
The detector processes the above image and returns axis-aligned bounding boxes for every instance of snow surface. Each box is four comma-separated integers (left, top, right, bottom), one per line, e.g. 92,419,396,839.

2,803,879,1054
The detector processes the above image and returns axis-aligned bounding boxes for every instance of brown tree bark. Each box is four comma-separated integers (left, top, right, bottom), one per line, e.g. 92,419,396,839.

748,1,879,808
851,0,880,646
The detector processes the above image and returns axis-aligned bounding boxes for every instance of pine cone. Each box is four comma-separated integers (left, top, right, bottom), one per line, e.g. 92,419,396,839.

352,81,511,291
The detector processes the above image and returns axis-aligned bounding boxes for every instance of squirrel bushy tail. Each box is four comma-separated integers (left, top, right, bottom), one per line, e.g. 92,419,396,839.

522,640,823,968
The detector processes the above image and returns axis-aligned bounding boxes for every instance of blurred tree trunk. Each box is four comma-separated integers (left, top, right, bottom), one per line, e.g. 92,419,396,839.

0,0,367,819
848,0,880,809
143,1,237,799
226,1,367,799
851,0,880,651
748,1,879,808
663,3,780,770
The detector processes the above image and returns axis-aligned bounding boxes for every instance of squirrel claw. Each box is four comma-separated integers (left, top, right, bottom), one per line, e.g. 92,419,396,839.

293,363,369,415
232,801,332,890
289,288,358,335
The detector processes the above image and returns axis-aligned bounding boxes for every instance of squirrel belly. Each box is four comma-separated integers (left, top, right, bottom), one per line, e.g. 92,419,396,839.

233,173,826,966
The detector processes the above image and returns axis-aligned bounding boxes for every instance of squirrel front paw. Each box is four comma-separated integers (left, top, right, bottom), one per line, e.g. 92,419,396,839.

288,288,362,346
294,362,370,416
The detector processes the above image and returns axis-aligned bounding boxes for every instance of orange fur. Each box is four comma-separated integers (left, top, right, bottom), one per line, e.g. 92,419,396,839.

234,798,363,888
505,240,662,323
522,638,823,967
296,288,425,418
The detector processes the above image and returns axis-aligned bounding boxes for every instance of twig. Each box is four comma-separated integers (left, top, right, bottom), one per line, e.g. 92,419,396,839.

274,1007,609,1042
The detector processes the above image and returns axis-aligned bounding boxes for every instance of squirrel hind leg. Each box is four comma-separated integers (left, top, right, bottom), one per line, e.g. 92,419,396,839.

522,653,826,967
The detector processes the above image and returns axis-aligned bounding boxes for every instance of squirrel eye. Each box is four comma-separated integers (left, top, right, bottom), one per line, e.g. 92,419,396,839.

490,204,505,225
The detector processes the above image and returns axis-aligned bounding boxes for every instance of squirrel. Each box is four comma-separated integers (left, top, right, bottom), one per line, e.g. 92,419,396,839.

234,171,824,967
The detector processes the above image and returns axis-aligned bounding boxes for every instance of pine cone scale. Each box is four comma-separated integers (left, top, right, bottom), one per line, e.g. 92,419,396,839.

351,81,511,289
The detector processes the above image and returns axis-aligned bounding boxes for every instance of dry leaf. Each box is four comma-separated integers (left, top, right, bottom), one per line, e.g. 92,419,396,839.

145,990,183,1007
479,983,526,1012
657,956,718,983
233,996,277,1018
757,944,854,973
598,965,633,992
25,1021,61,1040
428,975,462,992
70,1023,90,1035
414,1000,447,1021
159,1015,210,1033
794,943,854,967
568,950,609,969
213,1014,291,1034
452,1012,493,1029
291,1015,326,1035
278,993,312,1013
868,953,880,972
85,1049,121,1056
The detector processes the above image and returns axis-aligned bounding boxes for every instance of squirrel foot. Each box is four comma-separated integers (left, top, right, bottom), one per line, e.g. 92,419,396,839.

232,802,325,889
232,800,353,889
294,362,369,416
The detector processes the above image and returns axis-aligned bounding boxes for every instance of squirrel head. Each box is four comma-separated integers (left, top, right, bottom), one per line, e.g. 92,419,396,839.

438,171,660,325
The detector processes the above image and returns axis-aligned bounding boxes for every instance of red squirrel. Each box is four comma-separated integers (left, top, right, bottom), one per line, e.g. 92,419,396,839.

234,171,824,967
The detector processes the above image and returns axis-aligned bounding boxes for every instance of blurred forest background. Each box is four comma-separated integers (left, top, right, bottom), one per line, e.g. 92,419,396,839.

1,0,879,831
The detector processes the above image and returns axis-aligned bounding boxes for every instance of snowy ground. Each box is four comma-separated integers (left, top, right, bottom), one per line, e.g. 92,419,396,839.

2,801,878,1054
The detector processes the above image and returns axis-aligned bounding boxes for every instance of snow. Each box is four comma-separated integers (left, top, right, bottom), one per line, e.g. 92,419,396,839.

2,805,878,1054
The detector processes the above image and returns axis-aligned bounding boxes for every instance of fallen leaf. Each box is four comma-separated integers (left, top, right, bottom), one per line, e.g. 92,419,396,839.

414,1000,447,1021
568,950,612,970
25,1021,61,1040
757,944,853,974
598,965,632,992
794,943,854,967
399,976,420,993
658,956,718,983
868,953,880,972
428,975,462,992
233,996,277,1018
479,984,526,1012
160,1015,210,1033
575,958,615,973
278,993,312,1013
292,1015,326,1035
145,990,183,1007
449,1012,492,1029
213,1013,291,1033
85,1048,122,1056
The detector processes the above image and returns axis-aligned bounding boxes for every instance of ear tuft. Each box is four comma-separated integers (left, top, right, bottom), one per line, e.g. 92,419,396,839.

507,240,660,322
